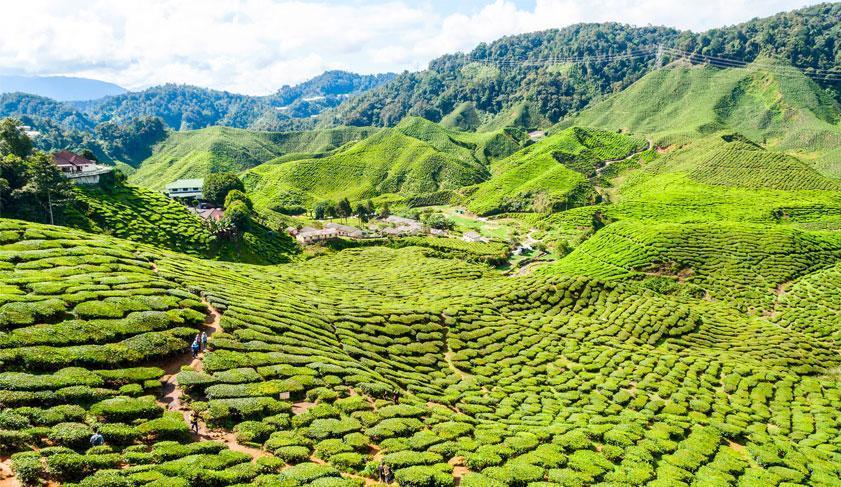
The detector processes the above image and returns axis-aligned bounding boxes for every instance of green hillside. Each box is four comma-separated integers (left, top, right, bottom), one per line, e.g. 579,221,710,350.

130,125,379,190
243,117,527,210
1,217,840,485
603,133,841,226
564,61,841,178
328,3,841,128
465,126,647,215
66,183,296,264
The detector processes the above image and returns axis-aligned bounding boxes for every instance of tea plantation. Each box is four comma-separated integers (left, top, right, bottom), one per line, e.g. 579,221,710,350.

1,209,839,485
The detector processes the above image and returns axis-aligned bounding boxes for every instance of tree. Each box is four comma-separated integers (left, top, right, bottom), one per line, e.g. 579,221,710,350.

225,200,251,229
314,200,331,220
19,152,74,224
379,201,391,218
356,203,369,223
365,199,375,216
203,173,245,206
425,213,454,231
337,198,352,222
0,119,33,158
81,149,98,162
224,189,252,210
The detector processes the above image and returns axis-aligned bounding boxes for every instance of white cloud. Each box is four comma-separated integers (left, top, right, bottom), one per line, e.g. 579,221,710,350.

0,0,822,95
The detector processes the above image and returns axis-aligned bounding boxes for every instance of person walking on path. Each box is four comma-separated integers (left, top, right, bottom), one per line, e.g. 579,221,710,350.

377,462,385,482
190,411,200,434
383,463,393,484
191,339,200,358
200,331,208,351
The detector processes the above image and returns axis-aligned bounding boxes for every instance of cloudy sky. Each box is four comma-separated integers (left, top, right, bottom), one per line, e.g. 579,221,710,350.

0,0,822,95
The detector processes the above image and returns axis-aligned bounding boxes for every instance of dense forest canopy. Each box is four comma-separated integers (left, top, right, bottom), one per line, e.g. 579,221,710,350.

328,2,841,127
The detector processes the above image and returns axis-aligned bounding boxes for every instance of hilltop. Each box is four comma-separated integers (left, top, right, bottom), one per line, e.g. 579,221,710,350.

328,3,841,129
563,60,841,178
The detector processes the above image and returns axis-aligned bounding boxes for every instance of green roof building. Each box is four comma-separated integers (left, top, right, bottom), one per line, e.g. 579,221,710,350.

164,178,204,199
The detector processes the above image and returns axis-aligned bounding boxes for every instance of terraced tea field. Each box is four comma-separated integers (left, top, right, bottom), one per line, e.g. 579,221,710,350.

1,215,839,486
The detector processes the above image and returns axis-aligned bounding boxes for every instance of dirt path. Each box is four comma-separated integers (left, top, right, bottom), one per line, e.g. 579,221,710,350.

444,349,472,381
593,138,653,202
0,458,18,487
152,291,267,459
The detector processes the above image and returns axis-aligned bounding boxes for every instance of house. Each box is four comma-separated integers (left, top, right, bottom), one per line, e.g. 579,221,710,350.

324,222,364,238
294,227,339,244
165,179,204,200
52,151,112,185
528,130,545,141
190,207,224,222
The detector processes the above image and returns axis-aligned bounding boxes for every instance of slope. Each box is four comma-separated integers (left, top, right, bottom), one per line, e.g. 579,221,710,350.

63,181,296,264
2,218,840,485
606,133,841,226
564,61,841,178
465,126,647,215
130,125,379,190
243,117,527,210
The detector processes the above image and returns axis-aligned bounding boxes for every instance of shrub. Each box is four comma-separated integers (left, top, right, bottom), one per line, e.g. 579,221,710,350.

48,422,93,450
90,396,161,422
395,465,455,487
483,462,545,486
136,412,191,442
233,420,275,444
98,423,142,445
46,452,89,481
11,452,44,487
329,452,366,472
382,451,443,469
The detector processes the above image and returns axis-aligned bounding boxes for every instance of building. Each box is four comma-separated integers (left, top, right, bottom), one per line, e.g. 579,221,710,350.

189,207,225,222
165,179,204,200
52,151,112,185
324,222,364,238
294,226,339,244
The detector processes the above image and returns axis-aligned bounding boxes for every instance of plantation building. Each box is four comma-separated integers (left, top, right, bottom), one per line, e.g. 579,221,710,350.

52,150,112,185
165,179,204,200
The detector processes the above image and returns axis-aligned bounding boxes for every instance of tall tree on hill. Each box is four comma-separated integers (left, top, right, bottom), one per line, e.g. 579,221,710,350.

203,173,245,206
337,198,352,223
19,152,74,225
0,119,33,158
355,203,369,223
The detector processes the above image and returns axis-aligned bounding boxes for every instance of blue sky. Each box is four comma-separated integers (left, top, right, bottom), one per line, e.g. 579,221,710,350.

0,0,823,95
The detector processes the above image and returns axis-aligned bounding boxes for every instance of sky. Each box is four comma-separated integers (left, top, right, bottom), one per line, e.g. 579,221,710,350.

0,0,824,95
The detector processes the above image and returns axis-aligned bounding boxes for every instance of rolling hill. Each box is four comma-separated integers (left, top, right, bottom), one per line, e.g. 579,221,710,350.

242,117,528,210
465,126,647,215
327,3,841,129
563,60,841,178
129,125,380,190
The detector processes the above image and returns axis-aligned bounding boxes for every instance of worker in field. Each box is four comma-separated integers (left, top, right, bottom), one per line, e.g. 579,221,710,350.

191,339,200,358
200,331,208,351
190,410,200,434
90,430,104,447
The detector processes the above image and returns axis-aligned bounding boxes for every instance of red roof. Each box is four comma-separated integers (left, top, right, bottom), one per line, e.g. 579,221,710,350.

52,150,94,168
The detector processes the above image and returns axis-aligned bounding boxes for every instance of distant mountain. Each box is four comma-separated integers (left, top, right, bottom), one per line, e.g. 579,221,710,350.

75,70,395,131
326,3,841,129
0,70,395,134
0,75,126,101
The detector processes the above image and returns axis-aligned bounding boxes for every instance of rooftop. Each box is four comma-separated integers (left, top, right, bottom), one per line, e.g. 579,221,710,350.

165,179,205,190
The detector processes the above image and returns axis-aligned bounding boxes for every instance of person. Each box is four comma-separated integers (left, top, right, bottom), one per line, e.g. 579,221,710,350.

377,462,385,482
190,411,200,434
200,331,208,351
191,339,200,358
194,333,201,349
90,430,104,447
383,463,393,484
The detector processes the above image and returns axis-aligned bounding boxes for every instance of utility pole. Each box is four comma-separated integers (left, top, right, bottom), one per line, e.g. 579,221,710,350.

655,43,664,69
47,189,54,225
